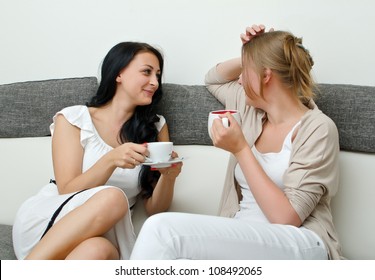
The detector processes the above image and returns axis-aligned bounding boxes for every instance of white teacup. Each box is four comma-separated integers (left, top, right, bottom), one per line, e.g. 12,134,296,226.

147,142,173,163
208,110,241,139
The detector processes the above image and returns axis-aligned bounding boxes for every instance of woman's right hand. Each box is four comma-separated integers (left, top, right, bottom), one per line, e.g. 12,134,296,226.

110,142,148,169
240,24,272,45
211,113,248,156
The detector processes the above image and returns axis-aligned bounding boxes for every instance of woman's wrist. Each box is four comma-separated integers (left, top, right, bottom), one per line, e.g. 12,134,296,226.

102,150,119,170
234,144,252,161
160,173,177,183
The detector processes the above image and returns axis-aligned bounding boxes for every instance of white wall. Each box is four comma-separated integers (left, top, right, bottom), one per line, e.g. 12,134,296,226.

1,0,374,86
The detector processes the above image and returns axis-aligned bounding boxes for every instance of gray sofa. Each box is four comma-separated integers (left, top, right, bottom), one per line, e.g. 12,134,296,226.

1,77,374,260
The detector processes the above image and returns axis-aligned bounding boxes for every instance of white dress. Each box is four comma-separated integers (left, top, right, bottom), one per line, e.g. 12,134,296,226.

12,105,166,260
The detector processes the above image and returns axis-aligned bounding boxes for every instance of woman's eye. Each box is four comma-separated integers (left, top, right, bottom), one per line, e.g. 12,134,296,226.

143,69,151,75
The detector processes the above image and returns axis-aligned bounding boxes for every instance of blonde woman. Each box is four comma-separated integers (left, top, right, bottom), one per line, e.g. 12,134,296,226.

130,25,342,260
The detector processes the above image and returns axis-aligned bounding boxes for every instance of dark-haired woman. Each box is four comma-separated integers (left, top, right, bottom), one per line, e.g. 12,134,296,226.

12,42,182,260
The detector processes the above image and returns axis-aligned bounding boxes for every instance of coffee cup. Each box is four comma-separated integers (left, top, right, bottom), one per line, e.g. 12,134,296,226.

147,142,173,163
208,110,241,139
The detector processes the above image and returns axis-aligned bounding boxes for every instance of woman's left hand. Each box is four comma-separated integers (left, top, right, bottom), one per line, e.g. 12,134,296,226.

240,24,274,45
151,151,183,178
211,113,248,155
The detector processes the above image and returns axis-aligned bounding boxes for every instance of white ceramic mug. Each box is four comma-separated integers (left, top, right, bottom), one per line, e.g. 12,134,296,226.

208,110,241,139
147,142,173,162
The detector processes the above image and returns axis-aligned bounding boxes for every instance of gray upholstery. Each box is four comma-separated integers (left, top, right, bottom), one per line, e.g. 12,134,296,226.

0,77,374,260
0,225,16,260
0,78,374,152
315,84,375,153
157,84,223,145
0,77,98,138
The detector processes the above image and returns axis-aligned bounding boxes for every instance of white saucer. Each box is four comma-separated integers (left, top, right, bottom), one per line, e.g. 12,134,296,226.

142,157,184,168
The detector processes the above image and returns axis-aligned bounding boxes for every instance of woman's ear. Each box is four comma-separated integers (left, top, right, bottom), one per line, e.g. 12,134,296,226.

263,68,272,84
116,74,122,83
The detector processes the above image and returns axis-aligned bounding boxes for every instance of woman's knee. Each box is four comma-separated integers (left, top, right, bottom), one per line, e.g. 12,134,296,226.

143,212,171,229
66,237,119,260
139,212,184,239
132,213,194,260
93,188,128,217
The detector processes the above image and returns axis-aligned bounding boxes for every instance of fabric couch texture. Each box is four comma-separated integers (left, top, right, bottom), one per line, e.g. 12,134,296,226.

315,84,375,153
0,225,16,260
0,77,98,138
0,77,374,260
1,79,374,151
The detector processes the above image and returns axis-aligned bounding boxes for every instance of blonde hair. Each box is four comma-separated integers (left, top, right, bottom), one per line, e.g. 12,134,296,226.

242,30,315,102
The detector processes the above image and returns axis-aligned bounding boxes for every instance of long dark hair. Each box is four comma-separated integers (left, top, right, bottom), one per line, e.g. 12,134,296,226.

87,42,164,198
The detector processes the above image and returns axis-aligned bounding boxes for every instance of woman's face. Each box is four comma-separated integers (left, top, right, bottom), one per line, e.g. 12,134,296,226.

116,51,161,106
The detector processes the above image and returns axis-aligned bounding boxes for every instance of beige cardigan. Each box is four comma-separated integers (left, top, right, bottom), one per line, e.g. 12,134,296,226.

205,66,343,260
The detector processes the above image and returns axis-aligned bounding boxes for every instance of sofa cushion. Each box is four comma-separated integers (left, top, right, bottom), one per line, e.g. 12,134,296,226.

157,84,224,145
160,83,375,151
1,78,374,152
0,77,98,138
315,84,375,153
0,224,16,260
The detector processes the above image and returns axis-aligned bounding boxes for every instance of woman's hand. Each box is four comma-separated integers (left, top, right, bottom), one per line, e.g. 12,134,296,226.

211,113,248,156
144,151,183,215
240,24,273,45
110,142,148,169
151,151,183,179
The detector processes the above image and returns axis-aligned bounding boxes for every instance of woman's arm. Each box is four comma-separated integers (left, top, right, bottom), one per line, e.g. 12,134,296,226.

52,115,115,194
53,115,147,194
235,145,302,226
211,113,302,226
205,24,271,105
143,124,182,215
204,58,244,106
216,58,242,82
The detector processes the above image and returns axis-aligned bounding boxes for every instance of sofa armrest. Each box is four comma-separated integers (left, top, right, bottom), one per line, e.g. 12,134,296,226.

0,137,53,225
331,151,375,259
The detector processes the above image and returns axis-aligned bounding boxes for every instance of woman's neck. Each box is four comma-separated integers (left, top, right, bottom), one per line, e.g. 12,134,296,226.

102,98,135,125
263,89,308,126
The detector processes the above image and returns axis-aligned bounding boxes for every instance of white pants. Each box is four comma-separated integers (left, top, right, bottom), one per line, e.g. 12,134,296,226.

130,212,327,260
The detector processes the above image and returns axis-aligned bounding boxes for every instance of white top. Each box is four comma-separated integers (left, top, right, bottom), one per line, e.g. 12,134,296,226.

50,105,166,207
234,121,301,223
